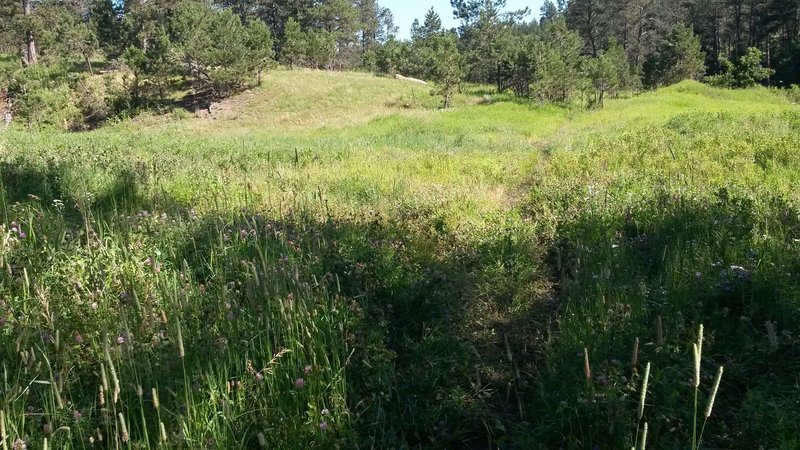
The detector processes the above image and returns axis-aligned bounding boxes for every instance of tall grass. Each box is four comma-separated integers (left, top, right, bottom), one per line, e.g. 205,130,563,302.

1,73,799,448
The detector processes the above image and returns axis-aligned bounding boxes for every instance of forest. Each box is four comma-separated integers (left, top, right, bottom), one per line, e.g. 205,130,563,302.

1,0,798,127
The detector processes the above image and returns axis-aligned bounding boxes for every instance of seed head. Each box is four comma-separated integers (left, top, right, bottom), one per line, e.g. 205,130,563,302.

637,362,650,420
693,343,701,388
583,348,591,382
704,366,723,418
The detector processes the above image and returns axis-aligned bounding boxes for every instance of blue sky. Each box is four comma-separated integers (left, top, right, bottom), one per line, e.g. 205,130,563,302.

388,1,546,40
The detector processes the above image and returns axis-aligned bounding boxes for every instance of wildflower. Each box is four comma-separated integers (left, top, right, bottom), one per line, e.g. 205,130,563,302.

74,333,84,344
294,378,305,388
321,408,329,416
240,229,249,239
10,227,17,233
116,335,126,345
319,421,329,431
255,372,263,382
144,257,153,266
18,230,26,239
304,364,312,374
13,437,27,450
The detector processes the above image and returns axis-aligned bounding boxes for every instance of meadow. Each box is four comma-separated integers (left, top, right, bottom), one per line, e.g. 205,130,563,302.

1,69,799,449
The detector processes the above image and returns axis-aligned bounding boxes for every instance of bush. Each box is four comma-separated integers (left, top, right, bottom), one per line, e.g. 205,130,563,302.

72,74,126,128
6,64,80,129
787,84,800,103
707,47,774,88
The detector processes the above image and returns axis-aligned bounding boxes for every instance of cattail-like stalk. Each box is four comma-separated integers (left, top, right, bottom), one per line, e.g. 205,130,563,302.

100,363,109,393
152,388,160,411
693,324,705,449
42,438,47,450
697,324,704,362
176,320,185,359
637,362,650,420
631,337,640,372
639,422,648,450
656,316,664,347
583,348,591,383
705,366,723,418
118,413,129,443
98,385,105,407
698,365,724,449
159,422,168,443
1,409,8,450
104,344,120,404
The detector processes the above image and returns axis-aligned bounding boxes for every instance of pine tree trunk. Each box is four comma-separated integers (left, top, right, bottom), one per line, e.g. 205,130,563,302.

22,0,37,65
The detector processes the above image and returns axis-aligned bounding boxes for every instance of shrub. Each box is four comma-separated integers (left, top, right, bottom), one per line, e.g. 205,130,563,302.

707,47,774,88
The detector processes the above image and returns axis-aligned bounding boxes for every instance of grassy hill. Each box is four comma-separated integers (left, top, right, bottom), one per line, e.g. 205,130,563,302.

0,71,799,449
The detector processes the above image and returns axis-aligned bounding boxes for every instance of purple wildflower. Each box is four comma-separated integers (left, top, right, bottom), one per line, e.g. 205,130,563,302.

116,335,126,345
74,333,84,344
294,378,305,388
12,438,26,450
319,421,329,431
73,410,82,420
18,231,26,239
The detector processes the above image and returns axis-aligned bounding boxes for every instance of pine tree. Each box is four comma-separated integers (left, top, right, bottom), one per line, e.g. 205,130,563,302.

430,32,464,108
280,18,305,69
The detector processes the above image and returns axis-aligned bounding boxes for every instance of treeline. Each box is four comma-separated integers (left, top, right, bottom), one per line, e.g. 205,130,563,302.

0,0,798,128
378,0,797,107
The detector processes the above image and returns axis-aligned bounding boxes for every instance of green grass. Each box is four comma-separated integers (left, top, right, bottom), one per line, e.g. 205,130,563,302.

1,71,799,449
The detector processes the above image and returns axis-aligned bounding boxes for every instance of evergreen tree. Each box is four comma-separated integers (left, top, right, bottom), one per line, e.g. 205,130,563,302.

90,0,124,59
643,24,706,88
280,17,305,69
429,32,464,108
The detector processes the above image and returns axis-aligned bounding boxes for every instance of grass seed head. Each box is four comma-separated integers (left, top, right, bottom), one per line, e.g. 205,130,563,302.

705,366,724,418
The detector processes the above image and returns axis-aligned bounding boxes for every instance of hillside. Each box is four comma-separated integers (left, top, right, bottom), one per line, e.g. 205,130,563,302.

1,71,799,449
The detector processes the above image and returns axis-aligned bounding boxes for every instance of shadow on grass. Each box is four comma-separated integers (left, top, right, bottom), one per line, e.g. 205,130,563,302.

524,188,800,448
0,157,177,226
168,210,553,448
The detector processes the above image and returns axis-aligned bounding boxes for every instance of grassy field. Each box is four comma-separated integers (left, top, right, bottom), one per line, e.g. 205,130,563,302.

1,69,799,449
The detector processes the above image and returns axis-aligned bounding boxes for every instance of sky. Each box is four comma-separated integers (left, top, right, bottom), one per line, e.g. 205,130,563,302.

388,0,546,40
